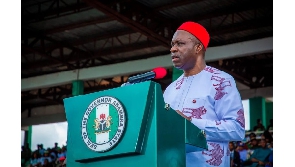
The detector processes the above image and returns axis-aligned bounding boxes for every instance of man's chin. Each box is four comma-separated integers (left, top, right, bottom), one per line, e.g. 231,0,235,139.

173,64,183,69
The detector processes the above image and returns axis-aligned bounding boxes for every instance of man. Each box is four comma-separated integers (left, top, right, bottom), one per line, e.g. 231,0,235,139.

253,119,265,131
236,142,248,163
21,143,32,167
244,139,272,167
249,132,256,140
163,21,245,167
267,119,273,131
248,138,259,155
38,144,46,157
40,151,53,166
229,142,241,167
53,142,61,152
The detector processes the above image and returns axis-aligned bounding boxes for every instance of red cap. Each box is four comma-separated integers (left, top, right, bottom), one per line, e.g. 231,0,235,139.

177,21,210,50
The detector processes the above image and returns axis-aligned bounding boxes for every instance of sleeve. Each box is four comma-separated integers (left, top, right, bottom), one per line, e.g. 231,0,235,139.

191,77,245,141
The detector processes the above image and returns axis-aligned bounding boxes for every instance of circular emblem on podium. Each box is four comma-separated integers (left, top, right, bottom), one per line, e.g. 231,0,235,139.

81,96,126,152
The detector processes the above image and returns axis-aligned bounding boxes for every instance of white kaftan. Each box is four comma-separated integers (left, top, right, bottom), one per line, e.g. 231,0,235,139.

163,66,245,167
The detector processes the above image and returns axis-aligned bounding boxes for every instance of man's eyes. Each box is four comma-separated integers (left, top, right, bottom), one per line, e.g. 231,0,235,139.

171,42,185,46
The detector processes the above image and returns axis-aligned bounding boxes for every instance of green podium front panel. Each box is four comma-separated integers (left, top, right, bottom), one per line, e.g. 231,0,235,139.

164,106,208,153
63,81,188,167
185,120,208,152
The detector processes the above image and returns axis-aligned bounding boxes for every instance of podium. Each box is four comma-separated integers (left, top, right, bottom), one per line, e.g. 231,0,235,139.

63,81,207,167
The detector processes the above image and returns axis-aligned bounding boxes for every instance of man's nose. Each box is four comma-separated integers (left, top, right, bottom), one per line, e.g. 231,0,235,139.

170,46,177,53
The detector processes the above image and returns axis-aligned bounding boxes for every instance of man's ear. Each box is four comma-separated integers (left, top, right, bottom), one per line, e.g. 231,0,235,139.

195,43,203,53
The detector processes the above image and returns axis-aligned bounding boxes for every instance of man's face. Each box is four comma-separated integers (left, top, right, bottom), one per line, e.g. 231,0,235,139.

251,139,257,146
229,143,234,151
260,140,267,148
170,30,198,70
250,134,255,139
238,145,244,151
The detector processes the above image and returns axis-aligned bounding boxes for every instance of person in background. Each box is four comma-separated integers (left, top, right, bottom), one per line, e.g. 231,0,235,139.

267,119,273,131
40,151,52,166
250,139,259,149
49,148,57,163
51,142,60,158
237,142,248,164
42,159,52,167
38,144,46,157
30,152,42,167
61,146,67,158
253,119,265,132
262,130,273,145
22,144,32,166
229,141,241,167
57,148,66,159
52,142,60,153
249,132,256,140
244,139,272,167
247,138,259,158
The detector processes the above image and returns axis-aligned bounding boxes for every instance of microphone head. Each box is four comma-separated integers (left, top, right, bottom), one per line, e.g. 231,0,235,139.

152,67,167,79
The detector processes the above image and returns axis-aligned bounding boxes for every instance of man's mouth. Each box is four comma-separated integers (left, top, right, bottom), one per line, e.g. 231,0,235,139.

172,55,180,61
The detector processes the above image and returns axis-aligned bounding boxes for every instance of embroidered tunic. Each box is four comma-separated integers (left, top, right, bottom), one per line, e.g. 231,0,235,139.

163,66,245,167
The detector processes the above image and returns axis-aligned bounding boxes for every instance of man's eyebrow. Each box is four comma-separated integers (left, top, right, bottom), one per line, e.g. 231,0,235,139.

171,39,187,42
187,37,196,42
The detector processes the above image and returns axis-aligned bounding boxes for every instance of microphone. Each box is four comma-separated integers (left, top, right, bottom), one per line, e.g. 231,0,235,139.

126,67,167,84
